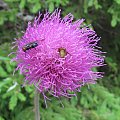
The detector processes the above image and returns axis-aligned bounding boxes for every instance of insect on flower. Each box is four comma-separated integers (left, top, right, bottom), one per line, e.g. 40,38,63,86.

58,48,67,58
22,41,38,52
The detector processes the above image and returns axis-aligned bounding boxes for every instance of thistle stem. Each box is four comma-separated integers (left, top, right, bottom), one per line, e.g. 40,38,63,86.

34,88,40,120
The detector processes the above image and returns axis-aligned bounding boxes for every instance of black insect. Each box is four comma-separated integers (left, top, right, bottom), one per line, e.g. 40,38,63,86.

22,41,38,52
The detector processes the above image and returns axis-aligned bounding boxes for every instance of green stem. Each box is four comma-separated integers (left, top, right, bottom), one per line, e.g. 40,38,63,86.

34,88,40,120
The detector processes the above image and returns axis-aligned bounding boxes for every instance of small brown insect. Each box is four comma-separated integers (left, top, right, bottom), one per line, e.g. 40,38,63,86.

58,48,67,58
22,41,38,52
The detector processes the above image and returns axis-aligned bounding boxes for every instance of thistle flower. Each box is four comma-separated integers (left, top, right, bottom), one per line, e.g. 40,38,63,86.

12,9,104,98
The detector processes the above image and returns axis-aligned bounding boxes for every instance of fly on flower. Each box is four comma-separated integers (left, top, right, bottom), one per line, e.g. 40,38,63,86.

22,41,38,52
11,9,104,101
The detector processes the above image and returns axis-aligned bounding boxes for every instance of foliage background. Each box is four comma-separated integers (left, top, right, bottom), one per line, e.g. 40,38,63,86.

0,0,120,120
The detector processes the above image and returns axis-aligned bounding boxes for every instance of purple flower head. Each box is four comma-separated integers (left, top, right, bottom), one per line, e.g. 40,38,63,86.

12,9,104,98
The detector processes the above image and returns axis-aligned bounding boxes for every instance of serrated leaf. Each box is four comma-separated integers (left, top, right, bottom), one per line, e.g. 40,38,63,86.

17,93,26,101
9,95,18,110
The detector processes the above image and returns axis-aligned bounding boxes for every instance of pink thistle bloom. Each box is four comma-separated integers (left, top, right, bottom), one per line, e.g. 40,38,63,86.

12,9,104,98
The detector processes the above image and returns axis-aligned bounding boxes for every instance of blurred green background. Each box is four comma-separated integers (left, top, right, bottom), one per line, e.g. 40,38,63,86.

0,0,120,120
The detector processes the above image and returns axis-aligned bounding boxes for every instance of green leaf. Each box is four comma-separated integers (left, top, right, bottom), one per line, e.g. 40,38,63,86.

0,78,12,89
7,82,18,92
70,97,78,106
27,0,36,3
25,86,33,93
19,0,26,9
0,66,8,77
111,18,117,27
0,116,5,120
31,3,41,13
9,94,18,110
49,2,54,13
8,13,15,22
88,0,94,7
17,93,26,101
111,12,118,27
15,107,34,120
114,0,120,4
0,56,10,61
84,0,89,13
4,0,19,2
0,17,4,25
94,0,102,9
6,62,13,73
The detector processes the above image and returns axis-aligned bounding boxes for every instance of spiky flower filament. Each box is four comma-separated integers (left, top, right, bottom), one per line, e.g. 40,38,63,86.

11,9,104,99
